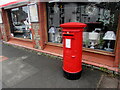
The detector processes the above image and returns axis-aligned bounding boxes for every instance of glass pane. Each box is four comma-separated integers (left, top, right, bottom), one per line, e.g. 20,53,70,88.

47,2,119,52
47,3,63,43
10,6,32,39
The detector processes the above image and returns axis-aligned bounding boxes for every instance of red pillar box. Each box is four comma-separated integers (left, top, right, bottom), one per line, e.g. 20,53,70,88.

60,22,87,80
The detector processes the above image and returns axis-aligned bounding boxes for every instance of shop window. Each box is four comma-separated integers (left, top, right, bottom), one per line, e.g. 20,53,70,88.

47,2,120,52
9,6,32,39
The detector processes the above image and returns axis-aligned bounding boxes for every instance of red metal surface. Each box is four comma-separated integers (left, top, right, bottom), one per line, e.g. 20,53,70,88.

60,22,87,28
60,22,87,73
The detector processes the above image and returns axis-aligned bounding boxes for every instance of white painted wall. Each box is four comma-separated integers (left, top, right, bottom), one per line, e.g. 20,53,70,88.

0,0,19,6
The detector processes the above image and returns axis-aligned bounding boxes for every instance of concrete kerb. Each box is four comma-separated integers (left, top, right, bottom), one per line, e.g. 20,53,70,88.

2,41,120,76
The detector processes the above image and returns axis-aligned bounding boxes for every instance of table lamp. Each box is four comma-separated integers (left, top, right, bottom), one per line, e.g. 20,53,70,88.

89,32,100,49
103,31,116,51
48,27,56,42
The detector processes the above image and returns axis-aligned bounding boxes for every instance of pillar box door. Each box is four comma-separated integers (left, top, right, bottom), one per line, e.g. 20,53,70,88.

60,22,87,80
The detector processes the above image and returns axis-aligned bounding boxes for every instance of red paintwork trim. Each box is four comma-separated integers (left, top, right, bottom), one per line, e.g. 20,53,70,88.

0,56,8,62
0,0,27,8
2,41,119,72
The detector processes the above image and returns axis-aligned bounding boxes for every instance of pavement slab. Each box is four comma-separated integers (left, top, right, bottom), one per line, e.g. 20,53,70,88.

2,57,39,87
98,74,120,88
13,66,102,88
1,43,119,88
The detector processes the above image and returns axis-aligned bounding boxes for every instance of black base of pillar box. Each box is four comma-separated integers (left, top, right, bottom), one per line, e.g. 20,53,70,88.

63,70,82,80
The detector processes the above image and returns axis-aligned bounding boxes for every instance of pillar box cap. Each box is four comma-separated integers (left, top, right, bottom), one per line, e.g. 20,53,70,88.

60,22,87,28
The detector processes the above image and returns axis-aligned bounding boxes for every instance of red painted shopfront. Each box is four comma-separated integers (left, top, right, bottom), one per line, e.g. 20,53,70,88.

0,1,120,72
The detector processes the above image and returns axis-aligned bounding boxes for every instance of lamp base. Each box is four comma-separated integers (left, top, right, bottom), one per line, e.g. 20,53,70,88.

90,46,94,49
90,40,95,49
105,48,114,52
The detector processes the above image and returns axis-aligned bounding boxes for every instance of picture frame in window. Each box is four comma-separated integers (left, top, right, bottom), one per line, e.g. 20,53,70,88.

0,12,3,24
28,3,39,22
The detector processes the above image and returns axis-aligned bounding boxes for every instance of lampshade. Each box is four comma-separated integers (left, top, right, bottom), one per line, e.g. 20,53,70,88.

89,32,100,40
48,27,56,33
103,31,116,40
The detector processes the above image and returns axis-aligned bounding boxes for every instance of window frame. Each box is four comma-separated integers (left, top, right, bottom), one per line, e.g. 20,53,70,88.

0,12,3,24
8,5,33,41
46,2,119,55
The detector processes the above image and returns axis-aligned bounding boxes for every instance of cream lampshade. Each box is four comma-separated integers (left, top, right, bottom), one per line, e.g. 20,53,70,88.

103,31,116,51
89,32,100,49
48,27,56,42
89,32,99,40
103,31,116,40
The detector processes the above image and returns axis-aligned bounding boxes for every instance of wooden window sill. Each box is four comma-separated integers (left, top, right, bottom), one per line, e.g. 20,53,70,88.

83,48,115,56
46,42,115,56
10,36,33,42
47,42,63,47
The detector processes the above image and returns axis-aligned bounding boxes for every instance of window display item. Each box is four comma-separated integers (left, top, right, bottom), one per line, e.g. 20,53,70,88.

55,31,62,43
30,33,32,39
54,3,59,13
47,2,119,52
48,27,56,42
83,32,89,42
89,32,100,49
83,32,89,47
10,6,32,39
85,4,97,16
11,33,14,37
103,31,116,51
94,28,101,32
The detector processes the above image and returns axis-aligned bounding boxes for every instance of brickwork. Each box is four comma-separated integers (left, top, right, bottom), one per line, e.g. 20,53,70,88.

30,2,47,50
0,24,7,41
31,23,41,49
1,8,11,41
38,2,47,49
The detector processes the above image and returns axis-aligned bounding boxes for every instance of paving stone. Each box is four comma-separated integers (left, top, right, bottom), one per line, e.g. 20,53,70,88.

98,75,119,88
0,43,107,88
2,57,39,87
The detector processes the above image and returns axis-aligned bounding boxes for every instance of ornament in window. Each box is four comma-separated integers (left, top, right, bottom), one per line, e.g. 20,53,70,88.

85,4,97,16
54,3,59,13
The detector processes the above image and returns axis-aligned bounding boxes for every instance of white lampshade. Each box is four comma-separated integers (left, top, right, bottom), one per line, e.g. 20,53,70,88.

89,32,100,40
48,27,56,33
103,31,116,40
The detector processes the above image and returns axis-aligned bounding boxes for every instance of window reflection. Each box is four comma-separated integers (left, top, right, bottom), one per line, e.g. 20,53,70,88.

10,6,32,39
47,2,119,52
